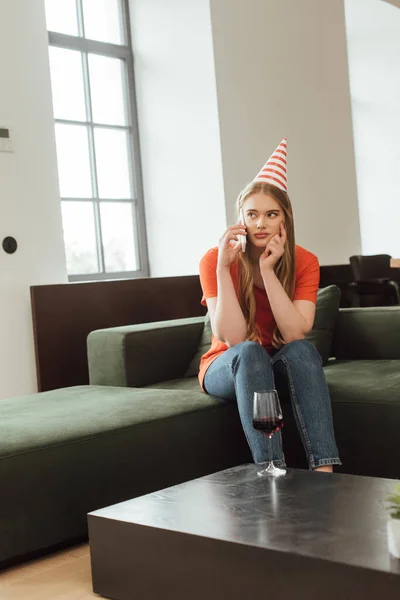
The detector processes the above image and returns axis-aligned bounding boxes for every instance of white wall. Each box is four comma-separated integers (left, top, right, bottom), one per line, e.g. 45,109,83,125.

128,0,226,277
210,0,362,265
0,0,67,399
345,0,400,257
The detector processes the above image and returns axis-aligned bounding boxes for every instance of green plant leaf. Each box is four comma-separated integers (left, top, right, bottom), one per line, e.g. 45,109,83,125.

386,485,400,517
387,495,400,505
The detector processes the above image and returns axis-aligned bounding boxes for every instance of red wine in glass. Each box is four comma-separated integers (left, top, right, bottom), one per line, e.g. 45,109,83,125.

253,416,283,436
253,390,287,477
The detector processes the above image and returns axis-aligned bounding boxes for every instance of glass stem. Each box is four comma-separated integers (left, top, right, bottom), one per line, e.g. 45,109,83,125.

268,434,274,467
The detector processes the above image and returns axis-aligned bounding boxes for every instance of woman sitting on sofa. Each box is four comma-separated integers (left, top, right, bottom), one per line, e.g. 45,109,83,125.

198,139,341,473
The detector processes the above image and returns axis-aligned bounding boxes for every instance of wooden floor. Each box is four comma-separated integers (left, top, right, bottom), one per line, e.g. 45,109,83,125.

0,544,98,599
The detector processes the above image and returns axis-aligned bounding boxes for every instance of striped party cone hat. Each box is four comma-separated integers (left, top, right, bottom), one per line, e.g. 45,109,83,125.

253,138,287,192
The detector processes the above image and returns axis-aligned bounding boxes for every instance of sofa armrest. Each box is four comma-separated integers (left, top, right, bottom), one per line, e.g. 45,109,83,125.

332,306,400,359
87,317,205,387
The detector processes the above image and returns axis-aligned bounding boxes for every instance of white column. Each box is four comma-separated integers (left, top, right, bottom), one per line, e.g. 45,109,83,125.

210,0,361,265
345,0,400,257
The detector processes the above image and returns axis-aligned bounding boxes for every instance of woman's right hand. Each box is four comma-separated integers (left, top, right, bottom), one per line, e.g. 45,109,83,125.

217,224,247,270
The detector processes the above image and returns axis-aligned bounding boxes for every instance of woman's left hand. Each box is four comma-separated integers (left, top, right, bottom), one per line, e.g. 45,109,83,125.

259,223,287,274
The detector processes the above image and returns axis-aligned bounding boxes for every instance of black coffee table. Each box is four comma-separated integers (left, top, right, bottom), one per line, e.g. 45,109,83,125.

88,465,400,599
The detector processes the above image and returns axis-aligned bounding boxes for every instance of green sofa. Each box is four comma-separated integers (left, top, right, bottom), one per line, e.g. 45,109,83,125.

87,305,400,481
0,302,399,567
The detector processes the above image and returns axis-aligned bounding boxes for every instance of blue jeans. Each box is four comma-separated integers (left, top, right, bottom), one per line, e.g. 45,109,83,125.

203,340,341,469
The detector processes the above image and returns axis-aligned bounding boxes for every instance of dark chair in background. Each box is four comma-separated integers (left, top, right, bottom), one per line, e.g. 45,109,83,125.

349,254,400,307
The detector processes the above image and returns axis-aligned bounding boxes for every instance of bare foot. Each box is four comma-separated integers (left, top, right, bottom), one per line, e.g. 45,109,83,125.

314,465,333,473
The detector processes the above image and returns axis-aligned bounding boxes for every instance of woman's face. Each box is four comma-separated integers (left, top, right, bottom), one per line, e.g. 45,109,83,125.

242,191,285,249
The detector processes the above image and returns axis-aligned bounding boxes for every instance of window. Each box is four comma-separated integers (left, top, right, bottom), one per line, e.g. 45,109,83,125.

45,0,149,280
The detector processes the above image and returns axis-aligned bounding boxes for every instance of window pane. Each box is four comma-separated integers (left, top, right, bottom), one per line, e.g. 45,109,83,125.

94,128,131,199
49,47,86,122
45,0,79,36
100,203,137,272
89,55,128,126
55,124,93,198
61,202,99,274
82,0,125,45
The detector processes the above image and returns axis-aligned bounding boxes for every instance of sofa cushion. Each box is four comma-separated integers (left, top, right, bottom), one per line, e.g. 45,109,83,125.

184,285,341,375
88,317,204,387
184,313,212,377
0,385,226,458
305,284,341,365
323,359,400,479
323,359,400,404
145,377,202,393
332,306,400,360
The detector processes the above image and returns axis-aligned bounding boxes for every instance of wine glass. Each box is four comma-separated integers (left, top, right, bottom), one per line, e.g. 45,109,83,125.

253,390,287,477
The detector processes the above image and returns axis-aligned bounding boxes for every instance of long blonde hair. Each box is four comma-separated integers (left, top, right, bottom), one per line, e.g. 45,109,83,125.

235,181,296,349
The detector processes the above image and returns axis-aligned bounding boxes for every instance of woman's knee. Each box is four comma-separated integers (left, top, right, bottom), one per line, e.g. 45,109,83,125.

236,341,269,358
282,339,322,367
232,341,271,371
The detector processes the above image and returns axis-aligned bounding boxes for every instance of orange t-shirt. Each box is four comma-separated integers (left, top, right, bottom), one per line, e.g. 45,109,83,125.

198,244,320,390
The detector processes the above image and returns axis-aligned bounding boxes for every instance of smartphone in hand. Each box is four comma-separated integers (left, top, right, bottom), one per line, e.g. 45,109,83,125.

239,209,247,253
